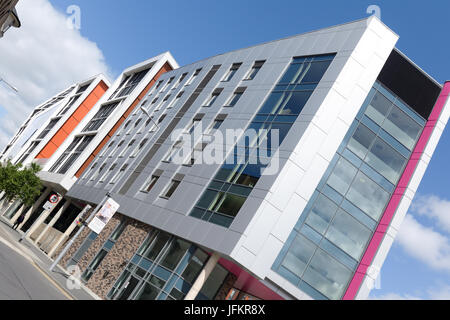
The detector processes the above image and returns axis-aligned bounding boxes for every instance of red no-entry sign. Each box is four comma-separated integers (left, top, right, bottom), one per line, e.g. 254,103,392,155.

49,194,59,204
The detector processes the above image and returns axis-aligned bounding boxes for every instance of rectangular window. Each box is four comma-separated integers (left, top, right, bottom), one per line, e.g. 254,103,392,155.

245,61,265,80
83,102,119,132
91,163,106,181
204,89,222,107
119,139,136,157
173,73,188,89
100,163,117,183
81,220,127,282
143,174,160,193
167,91,184,109
55,135,94,174
226,88,246,107
164,140,184,162
131,138,148,158
222,63,242,82
117,68,150,98
161,77,175,92
161,179,182,199
37,119,59,139
186,69,202,86
110,164,128,184
207,117,225,134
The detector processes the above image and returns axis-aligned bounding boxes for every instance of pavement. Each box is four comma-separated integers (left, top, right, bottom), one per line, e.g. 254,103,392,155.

0,217,98,300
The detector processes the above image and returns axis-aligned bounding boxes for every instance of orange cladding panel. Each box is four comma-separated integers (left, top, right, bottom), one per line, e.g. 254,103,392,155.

36,81,109,159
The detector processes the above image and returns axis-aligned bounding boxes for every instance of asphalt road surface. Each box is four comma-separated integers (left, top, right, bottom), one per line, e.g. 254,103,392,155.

0,240,67,300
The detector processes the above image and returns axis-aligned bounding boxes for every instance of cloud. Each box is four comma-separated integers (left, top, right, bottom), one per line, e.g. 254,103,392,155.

410,194,450,234
396,214,450,272
0,0,110,149
370,292,421,300
370,285,450,300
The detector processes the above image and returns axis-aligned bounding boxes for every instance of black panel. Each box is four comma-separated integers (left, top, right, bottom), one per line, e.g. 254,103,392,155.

377,50,441,119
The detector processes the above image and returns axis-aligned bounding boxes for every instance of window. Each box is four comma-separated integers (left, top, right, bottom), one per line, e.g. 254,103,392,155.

91,163,106,181
37,119,59,139
161,179,182,199
186,69,202,86
164,140,184,162
167,91,183,109
119,139,136,157
302,249,352,300
17,141,40,164
81,220,127,281
100,163,117,183
116,68,150,98
131,138,148,158
365,137,407,184
382,105,422,150
156,95,171,111
111,140,125,157
325,209,371,260
226,88,246,107
161,77,174,92
305,194,338,235
53,135,94,174
346,172,390,221
347,124,376,160
206,118,225,134
143,174,160,193
222,63,242,82
186,117,203,135
185,142,208,166
173,73,187,89
85,162,98,179
281,234,316,278
83,102,120,132
245,61,265,80
326,158,358,196
204,88,223,107
110,164,128,184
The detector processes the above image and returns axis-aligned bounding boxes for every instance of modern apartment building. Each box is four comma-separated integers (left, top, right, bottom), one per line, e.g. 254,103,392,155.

0,0,20,38
0,52,177,257
4,17,449,301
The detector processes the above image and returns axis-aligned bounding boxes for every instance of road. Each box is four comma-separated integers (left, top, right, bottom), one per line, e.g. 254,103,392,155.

0,226,67,300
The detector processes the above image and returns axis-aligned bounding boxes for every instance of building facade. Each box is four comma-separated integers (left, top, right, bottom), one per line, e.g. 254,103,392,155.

4,17,450,300
0,0,20,38
0,52,177,258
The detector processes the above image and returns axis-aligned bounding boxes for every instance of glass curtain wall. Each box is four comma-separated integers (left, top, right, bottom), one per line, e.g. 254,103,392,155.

189,54,336,228
272,81,426,300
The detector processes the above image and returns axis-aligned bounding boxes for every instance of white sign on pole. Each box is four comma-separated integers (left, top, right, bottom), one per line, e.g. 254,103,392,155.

43,201,54,211
88,198,120,234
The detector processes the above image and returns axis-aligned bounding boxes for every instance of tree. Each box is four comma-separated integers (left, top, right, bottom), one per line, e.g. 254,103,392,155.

0,161,43,207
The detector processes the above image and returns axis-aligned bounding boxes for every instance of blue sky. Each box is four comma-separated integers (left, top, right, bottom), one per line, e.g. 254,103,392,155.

3,0,450,299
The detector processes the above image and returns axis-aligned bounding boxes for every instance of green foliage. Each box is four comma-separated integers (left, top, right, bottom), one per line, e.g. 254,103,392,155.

0,161,43,206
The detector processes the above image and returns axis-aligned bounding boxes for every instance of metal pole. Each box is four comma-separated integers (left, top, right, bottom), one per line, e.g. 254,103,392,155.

0,77,18,92
50,192,111,272
18,192,61,243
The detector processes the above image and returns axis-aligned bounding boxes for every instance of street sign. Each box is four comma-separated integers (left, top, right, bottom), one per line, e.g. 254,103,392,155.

49,194,59,204
88,198,120,234
43,201,53,211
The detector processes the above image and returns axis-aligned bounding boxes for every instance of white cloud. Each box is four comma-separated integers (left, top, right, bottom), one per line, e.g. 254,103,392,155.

396,214,450,272
370,285,450,300
411,194,450,234
0,0,110,149
370,292,421,300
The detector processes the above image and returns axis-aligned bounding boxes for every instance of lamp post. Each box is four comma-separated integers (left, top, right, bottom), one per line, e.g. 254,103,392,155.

0,77,18,93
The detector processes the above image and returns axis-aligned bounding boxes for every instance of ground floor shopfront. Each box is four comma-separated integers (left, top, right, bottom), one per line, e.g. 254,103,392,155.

56,211,283,300
0,187,87,257
0,190,282,300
